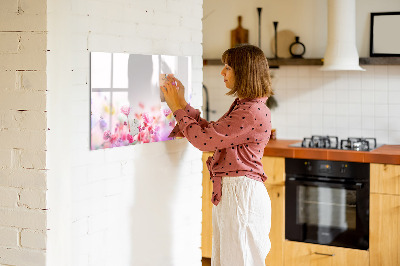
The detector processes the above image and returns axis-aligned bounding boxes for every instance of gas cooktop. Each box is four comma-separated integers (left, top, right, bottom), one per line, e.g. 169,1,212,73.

289,135,383,151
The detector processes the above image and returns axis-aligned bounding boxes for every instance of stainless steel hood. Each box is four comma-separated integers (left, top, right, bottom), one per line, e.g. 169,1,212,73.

320,0,365,71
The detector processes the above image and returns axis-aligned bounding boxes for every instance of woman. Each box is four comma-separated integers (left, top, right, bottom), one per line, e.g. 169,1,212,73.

161,44,273,266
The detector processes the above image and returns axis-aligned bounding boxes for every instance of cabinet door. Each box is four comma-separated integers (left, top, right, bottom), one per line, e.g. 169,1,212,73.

202,152,213,258
284,241,369,266
370,163,400,195
261,156,285,185
370,193,400,266
264,184,284,266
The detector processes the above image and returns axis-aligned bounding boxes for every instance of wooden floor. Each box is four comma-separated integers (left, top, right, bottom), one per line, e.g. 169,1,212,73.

202,257,211,266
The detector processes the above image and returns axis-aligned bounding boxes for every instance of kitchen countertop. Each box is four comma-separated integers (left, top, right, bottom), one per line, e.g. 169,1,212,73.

263,139,400,165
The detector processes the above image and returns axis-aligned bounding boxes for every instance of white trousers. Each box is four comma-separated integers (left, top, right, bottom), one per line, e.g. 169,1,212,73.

211,176,271,266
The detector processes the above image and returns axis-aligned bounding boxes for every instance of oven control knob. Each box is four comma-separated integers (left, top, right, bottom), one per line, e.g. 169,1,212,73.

304,162,312,171
340,164,347,174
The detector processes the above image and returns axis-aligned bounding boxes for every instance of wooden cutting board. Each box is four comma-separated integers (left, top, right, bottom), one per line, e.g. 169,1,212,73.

231,16,249,48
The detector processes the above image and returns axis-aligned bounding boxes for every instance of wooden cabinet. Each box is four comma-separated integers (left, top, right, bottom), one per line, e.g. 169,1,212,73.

262,156,285,266
370,163,400,266
201,152,213,258
264,184,285,266
284,241,369,266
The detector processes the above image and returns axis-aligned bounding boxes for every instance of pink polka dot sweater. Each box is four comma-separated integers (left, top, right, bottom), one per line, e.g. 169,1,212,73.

169,97,271,206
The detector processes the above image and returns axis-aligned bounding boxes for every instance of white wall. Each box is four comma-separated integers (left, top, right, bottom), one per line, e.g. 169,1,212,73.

0,0,48,265
46,1,203,266
203,0,400,145
203,0,400,58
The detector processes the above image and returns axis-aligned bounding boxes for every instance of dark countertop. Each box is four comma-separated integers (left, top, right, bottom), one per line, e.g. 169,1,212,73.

263,139,400,165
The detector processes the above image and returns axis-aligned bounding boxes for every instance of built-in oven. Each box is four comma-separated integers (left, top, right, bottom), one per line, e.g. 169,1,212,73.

285,158,370,250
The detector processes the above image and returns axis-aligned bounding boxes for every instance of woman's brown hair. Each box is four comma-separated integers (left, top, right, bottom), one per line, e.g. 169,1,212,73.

221,44,273,99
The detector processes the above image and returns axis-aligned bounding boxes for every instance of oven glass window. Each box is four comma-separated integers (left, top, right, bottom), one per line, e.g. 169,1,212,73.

297,186,356,230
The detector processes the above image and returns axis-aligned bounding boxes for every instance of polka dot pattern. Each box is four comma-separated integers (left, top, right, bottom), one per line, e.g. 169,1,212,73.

171,97,272,206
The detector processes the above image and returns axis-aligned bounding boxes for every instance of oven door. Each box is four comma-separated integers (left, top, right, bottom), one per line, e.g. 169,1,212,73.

285,177,369,250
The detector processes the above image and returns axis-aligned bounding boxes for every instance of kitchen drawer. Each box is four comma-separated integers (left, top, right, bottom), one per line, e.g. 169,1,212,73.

284,241,369,266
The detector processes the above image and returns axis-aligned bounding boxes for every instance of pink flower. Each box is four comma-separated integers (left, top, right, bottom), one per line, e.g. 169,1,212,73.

110,134,118,143
163,109,172,117
142,113,153,125
120,105,130,116
127,134,134,143
103,130,111,140
121,133,127,141
169,121,175,127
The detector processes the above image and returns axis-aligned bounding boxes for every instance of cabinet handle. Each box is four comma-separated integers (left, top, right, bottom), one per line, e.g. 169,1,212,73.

314,252,335,257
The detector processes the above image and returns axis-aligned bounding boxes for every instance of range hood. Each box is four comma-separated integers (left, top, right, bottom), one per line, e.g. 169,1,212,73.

320,0,365,71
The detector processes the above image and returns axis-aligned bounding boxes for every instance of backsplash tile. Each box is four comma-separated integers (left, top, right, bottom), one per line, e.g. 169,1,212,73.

203,65,400,144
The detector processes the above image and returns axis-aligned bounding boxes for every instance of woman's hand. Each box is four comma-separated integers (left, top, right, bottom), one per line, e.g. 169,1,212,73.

169,75,187,108
161,77,184,113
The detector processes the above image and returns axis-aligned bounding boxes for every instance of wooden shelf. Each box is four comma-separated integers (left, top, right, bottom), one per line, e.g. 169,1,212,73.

203,57,400,67
203,58,323,67
359,57,400,65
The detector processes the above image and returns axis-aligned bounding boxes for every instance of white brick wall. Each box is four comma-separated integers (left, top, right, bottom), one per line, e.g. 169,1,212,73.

47,1,203,266
0,0,48,265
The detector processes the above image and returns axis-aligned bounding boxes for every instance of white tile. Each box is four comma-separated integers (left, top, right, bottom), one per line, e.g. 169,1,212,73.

361,75,374,91
374,130,389,144
336,103,349,116
285,66,298,77
361,104,374,116
388,76,400,91
348,103,362,116
298,77,311,89
286,77,299,89
375,104,389,117
374,90,388,104
388,117,400,131
389,104,400,117
349,128,362,137
311,102,324,113
311,114,324,129
298,67,311,78
388,131,400,144
310,67,324,77
361,129,375,138
323,103,336,115
361,90,374,104
322,70,335,78
388,65,400,76
336,115,348,128
374,65,388,78
310,77,324,89
311,88,323,101
336,128,349,140
336,90,349,103
374,78,388,91
362,116,375,130
348,90,362,103
374,117,389,130
388,91,400,104
323,87,336,103
311,127,324,136
335,72,349,90
287,113,300,127
348,77,362,90
348,116,362,129
322,115,336,129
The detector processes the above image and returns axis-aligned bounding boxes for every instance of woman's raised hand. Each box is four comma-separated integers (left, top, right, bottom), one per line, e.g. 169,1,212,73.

161,76,184,113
